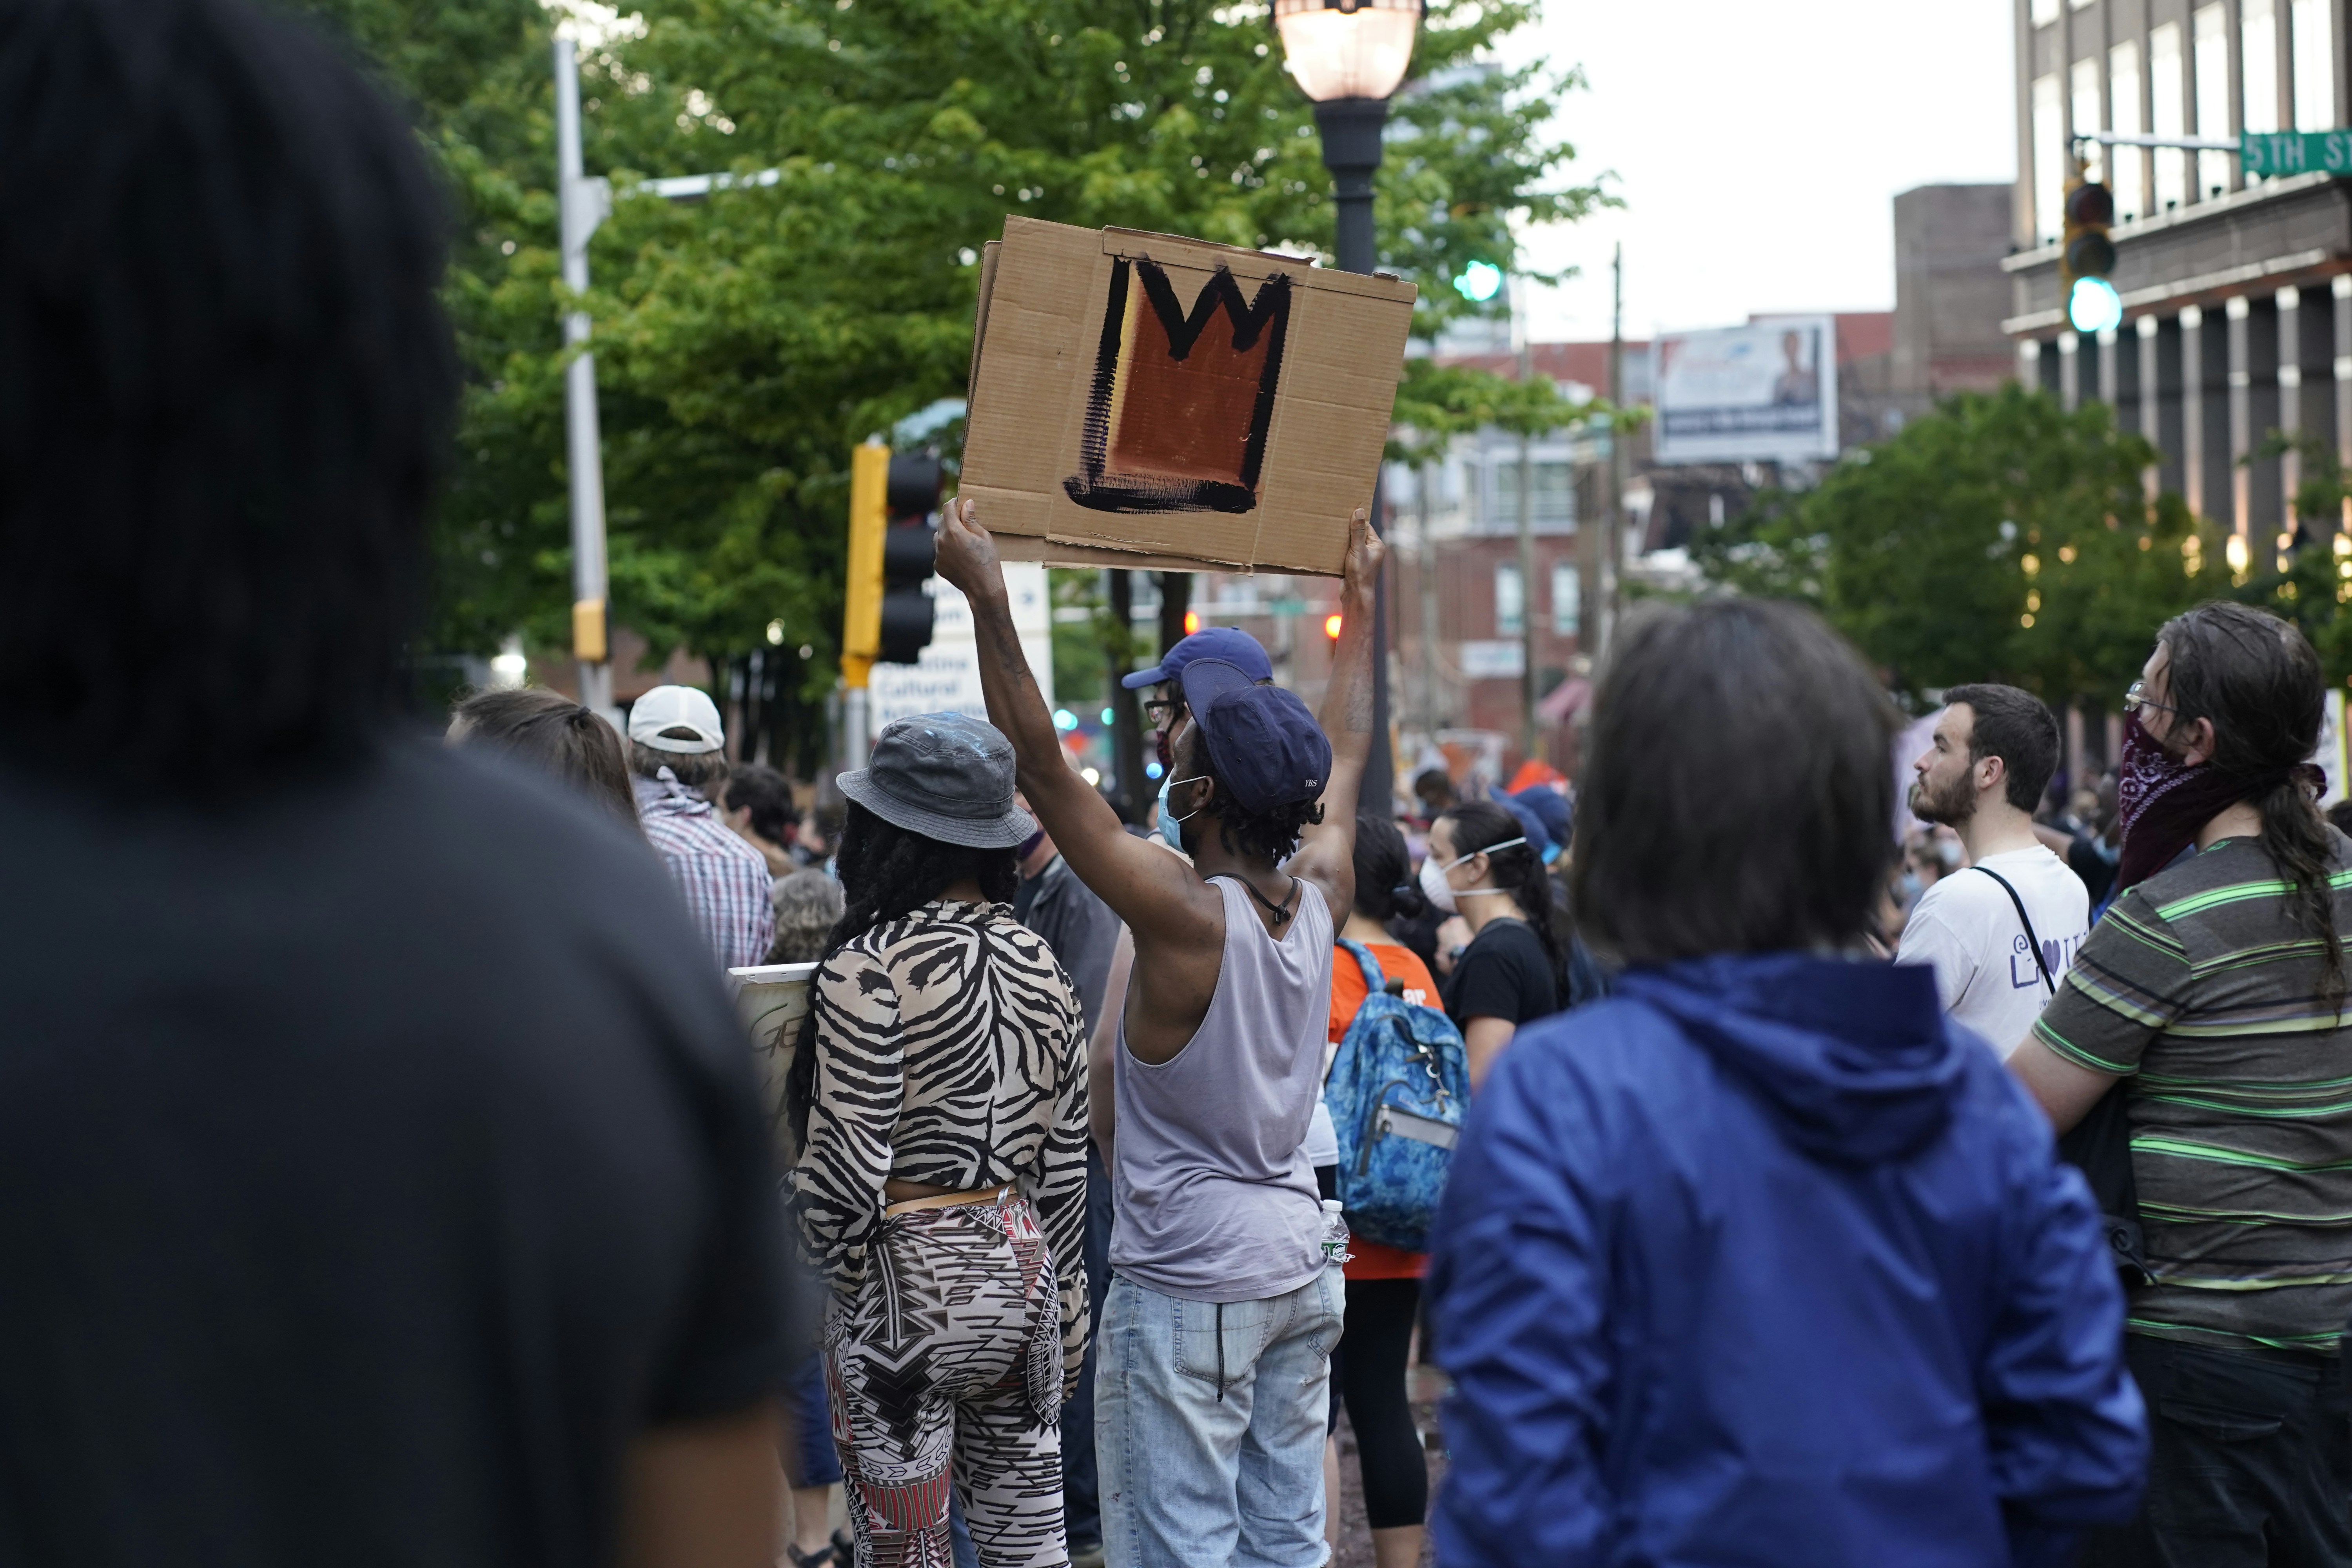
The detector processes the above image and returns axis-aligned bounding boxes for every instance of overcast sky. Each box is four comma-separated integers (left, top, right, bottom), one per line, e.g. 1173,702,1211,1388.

1492,0,2018,344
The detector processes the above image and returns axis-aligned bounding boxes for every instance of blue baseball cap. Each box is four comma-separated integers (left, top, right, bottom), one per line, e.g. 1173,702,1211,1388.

1121,626,1273,690
1179,658,1332,813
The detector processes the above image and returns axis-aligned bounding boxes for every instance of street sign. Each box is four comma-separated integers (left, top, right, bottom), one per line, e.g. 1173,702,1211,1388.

2241,130,2352,177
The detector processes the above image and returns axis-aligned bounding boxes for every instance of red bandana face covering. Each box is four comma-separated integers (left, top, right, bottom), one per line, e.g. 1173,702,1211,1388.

2113,710,2316,893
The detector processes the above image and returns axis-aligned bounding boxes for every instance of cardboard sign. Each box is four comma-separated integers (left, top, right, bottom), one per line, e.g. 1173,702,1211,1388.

961,217,1417,577
728,960,815,1160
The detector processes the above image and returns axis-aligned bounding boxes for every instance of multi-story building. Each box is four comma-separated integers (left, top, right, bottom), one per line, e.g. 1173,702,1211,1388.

2003,0,2350,536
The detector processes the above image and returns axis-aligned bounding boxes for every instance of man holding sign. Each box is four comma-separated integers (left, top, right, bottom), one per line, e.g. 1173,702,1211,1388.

935,497,1383,1568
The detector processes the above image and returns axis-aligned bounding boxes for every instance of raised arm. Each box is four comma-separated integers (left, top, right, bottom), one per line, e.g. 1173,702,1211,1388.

1289,510,1384,919
932,498,1212,944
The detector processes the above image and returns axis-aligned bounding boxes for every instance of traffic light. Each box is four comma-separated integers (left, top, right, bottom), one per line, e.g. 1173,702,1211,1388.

880,454,942,665
2061,176,2123,334
840,443,941,693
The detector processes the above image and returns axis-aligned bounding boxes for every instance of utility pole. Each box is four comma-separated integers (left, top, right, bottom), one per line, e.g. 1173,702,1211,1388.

553,38,613,715
1604,242,1627,659
1417,462,1441,742
1514,290,1539,764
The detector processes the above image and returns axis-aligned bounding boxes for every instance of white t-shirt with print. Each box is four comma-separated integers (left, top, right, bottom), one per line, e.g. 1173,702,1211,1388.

1896,845,2090,1058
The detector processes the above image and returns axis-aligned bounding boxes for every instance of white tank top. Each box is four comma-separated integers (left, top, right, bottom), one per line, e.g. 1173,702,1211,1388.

1108,875,1334,1303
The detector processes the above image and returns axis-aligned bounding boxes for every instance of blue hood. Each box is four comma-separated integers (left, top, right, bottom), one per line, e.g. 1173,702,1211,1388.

1613,953,1964,1164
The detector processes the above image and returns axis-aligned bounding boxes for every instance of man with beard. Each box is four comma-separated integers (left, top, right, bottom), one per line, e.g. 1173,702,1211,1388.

1896,684,2089,1056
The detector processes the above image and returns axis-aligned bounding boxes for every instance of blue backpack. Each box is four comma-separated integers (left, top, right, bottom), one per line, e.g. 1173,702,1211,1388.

1324,940,1471,1252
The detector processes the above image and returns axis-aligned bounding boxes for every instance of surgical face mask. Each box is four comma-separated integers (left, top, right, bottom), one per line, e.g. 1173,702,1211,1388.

1417,836,1527,915
1157,773,1208,852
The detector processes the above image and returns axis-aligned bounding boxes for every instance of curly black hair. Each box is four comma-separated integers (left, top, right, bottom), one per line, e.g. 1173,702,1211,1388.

784,800,1018,1149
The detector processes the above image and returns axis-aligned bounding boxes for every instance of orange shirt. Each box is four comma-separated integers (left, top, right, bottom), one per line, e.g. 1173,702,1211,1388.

1327,939,1441,1280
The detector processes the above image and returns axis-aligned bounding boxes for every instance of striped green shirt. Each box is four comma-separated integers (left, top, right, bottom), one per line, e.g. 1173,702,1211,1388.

2033,835,2352,1356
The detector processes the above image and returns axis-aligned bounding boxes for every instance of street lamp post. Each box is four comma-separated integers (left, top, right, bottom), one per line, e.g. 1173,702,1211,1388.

1276,0,1421,819
554,37,615,714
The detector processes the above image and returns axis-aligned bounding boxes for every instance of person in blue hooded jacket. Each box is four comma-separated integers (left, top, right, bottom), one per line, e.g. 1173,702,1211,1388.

1426,598,2147,1568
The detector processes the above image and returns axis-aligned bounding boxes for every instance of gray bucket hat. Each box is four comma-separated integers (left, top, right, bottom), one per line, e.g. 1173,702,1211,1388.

835,713,1037,849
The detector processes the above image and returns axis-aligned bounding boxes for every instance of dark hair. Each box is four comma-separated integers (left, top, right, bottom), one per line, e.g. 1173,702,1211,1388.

768,868,845,965
1180,724,1324,862
1573,599,1901,964
0,0,454,795
2328,798,2352,840
1412,768,1457,812
725,764,799,845
1351,813,1426,922
450,687,637,826
785,800,1019,1147
1941,683,2060,813
2157,601,2341,1000
1438,799,1565,991
631,737,730,793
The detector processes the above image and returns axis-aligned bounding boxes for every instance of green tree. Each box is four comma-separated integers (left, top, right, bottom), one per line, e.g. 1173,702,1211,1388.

1693,384,2221,710
288,0,1602,759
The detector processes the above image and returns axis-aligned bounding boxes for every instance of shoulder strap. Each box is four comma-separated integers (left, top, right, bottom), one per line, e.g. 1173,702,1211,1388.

1336,937,1387,993
1972,865,2054,995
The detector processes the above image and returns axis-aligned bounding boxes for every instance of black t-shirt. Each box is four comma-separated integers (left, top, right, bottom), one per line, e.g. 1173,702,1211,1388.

0,739,793,1567
1441,916,1560,1028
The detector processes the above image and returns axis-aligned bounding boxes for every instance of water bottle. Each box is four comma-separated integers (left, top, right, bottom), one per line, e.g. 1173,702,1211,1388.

1319,1198,1353,1266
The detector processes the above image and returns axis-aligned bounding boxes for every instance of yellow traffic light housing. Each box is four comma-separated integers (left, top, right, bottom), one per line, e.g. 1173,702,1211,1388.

840,442,889,691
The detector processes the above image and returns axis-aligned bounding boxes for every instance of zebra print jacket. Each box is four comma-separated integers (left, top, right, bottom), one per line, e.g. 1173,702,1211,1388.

791,898,1091,1378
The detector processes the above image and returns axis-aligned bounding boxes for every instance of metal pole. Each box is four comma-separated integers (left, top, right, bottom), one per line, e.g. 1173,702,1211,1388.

1515,317,1538,764
554,38,613,715
1417,462,1440,741
1604,243,1626,659
1317,95,1394,816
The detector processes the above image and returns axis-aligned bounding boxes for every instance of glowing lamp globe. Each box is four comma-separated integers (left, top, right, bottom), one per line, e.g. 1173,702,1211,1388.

2068,277,2123,335
1454,259,1504,302
1272,0,1422,103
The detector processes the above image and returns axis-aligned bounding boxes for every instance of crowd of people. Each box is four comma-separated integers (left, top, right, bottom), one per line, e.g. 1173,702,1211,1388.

7,2,2350,1567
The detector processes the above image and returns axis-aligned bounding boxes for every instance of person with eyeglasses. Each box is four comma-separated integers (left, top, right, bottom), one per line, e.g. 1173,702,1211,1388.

2011,603,2352,1566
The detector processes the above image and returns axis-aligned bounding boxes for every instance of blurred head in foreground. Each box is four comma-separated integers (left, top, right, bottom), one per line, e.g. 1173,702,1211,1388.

447,688,637,828
0,0,455,798
1572,598,1901,964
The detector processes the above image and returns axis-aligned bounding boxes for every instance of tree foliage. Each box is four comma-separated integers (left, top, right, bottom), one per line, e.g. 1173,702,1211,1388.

286,0,1601,722
1692,385,2222,711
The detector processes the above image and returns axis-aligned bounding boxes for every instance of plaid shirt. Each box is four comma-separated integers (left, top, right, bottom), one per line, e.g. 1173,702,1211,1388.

634,771,775,969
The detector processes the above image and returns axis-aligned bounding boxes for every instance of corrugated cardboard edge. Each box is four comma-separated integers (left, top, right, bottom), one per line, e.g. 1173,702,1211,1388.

967,240,1001,414
962,216,1417,577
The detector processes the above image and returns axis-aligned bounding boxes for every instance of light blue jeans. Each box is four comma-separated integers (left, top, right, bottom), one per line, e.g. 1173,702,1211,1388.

1095,1265,1346,1568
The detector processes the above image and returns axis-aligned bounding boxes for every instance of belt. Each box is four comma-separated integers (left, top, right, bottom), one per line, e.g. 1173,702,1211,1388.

883,1184,1011,1218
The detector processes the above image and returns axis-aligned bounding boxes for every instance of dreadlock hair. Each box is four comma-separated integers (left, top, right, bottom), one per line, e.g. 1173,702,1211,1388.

448,687,638,828
0,0,455,797
2157,601,2343,1003
1177,723,1324,863
1439,799,1566,996
785,799,1019,1149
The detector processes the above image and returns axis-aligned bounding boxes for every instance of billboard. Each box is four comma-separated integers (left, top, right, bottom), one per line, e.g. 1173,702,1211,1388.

1651,317,1838,465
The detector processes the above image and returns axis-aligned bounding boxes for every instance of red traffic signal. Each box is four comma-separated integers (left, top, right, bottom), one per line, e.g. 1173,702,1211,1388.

2063,181,2114,228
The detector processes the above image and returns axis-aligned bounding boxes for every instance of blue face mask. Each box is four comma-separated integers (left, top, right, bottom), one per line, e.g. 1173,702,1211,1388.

1158,773,1208,852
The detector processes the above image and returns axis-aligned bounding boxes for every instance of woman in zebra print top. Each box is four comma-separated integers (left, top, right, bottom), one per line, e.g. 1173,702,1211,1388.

786,713,1090,1568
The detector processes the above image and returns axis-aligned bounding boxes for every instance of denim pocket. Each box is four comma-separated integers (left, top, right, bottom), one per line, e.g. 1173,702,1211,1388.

2158,1399,2286,1443
1175,1294,1271,1388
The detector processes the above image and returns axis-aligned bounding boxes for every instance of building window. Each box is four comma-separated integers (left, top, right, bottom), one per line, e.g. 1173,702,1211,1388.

2245,0,2282,136
2031,0,2060,24
2072,58,2106,184
1494,563,1524,636
2194,4,2233,198
2033,73,2066,243
2152,22,2189,211
1550,562,1579,636
1492,460,1573,527
2294,0,2335,129
2111,40,2145,220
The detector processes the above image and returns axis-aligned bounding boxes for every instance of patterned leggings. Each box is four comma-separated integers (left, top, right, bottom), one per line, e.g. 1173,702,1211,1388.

825,1192,1069,1568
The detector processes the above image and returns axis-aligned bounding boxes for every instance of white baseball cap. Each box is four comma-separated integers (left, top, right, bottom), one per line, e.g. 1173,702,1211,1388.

627,685,726,754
